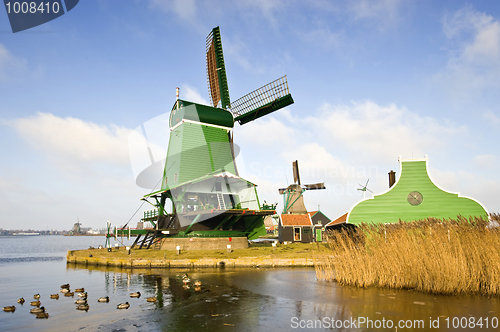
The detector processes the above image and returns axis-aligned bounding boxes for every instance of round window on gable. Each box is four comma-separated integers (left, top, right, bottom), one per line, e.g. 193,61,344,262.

407,191,423,206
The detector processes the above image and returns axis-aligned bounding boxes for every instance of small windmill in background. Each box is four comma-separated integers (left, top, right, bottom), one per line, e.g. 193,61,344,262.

357,179,373,199
279,160,326,213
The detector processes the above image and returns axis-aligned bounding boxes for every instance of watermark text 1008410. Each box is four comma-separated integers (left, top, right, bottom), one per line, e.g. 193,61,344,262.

291,316,499,330
5,2,60,14
3,0,79,33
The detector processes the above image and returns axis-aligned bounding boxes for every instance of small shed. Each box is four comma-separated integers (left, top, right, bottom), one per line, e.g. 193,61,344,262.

279,214,317,243
308,210,332,227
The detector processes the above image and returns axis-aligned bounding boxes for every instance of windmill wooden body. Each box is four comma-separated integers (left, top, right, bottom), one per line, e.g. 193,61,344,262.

136,27,294,246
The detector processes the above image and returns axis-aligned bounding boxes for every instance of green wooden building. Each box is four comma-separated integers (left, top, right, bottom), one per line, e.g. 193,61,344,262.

347,157,488,225
129,26,294,246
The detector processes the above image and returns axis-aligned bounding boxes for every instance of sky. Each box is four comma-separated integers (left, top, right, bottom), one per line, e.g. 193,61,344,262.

1,0,500,231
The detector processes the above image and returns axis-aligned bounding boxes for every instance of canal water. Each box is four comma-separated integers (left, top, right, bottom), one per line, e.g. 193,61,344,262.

1,235,499,331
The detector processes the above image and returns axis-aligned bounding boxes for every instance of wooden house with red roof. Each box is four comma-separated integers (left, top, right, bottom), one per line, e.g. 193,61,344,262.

279,214,314,243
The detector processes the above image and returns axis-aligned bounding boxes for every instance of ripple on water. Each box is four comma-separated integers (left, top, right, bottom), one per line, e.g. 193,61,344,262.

0,256,63,263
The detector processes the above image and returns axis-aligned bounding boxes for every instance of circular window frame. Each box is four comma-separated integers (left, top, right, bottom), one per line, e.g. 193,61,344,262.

407,191,423,206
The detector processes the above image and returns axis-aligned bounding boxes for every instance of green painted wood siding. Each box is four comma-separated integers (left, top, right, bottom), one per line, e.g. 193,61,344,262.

162,122,236,191
348,160,488,225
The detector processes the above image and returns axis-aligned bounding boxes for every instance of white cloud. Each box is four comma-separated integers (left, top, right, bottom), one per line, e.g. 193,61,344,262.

281,143,356,184
308,101,463,162
472,154,499,170
238,115,296,147
483,111,500,126
0,43,27,81
0,44,11,74
148,0,197,23
238,0,285,24
297,25,343,50
6,112,132,165
181,84,209,105
0,114,154,230
439,6,500,95
234,99,475,217
348,0,403,22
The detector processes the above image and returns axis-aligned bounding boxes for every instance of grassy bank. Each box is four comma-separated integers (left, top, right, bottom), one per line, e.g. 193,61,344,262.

315,215,500,296
68,241,322,267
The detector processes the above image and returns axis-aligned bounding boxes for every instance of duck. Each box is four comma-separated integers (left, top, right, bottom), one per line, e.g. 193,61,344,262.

129,291,141,298
74,287,84,293
3,306,15,312
97,296,109,303
30,306,45,314
75,298,87,304
117,302,130,309
76,303,89,311
60,283,70,289
60,288,70,293
33,293,40,299
181,273,189,279
30,300,41,306
182,278,191,284
17,298,25,304
146,297,157,302
194,280,202,287
77,292,88,298
50,294,59,299
64,292,74,297
36,312,49,319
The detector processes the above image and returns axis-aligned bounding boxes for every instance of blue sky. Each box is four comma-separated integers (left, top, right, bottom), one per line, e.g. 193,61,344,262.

1,0,499,231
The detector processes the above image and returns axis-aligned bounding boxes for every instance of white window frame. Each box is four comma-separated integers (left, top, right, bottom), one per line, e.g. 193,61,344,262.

293,227,302,241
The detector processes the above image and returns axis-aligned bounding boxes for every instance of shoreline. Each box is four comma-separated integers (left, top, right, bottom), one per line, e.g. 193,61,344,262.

66,253,315,268
66,242,319,268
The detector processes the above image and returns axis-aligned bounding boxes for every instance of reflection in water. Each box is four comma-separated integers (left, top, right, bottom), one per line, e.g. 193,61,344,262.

64,264,500,331
4,236,498,331
4,257,498,331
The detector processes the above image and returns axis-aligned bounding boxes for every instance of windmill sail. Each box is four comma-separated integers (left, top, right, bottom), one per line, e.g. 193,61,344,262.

230,76,294,125
292,160,301,185
206,26,230,109
304,183,326,190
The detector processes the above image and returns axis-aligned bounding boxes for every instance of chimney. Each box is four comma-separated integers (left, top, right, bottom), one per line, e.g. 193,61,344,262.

388,170,396,188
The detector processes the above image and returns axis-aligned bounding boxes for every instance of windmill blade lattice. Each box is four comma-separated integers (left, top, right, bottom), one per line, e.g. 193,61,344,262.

205,26,294,125
206,27,230,109
230,76,294,125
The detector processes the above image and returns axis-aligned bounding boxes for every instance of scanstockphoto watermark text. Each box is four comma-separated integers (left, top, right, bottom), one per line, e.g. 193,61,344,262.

248,162,379,181
291,316,499,329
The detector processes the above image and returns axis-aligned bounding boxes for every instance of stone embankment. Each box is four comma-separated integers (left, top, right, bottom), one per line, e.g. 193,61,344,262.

66,251,314,268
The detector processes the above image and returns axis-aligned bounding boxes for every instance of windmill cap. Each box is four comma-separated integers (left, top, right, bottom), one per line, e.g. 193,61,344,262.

169,100,234,129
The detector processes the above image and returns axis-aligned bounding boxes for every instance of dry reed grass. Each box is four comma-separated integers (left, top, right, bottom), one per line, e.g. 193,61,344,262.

315,214,500,295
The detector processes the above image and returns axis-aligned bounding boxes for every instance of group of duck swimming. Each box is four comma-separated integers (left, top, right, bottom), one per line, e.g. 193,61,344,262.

182,273,202,291
2,283,160,318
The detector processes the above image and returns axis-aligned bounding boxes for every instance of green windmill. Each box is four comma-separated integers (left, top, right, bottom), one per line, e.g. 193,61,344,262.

139,26,294,244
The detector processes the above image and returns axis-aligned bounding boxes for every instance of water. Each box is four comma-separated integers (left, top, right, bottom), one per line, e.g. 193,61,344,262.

1,236,500,331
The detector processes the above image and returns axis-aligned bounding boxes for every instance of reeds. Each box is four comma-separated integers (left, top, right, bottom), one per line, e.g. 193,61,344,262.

315,215,500,295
